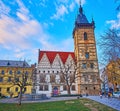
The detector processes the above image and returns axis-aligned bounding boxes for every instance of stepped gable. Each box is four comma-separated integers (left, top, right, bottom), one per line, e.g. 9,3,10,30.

38,50,75,64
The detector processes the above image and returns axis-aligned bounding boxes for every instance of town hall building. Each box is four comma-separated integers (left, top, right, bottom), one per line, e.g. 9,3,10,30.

36,5,100,97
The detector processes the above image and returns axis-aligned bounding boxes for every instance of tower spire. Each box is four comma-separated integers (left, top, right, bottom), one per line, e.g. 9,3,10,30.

79,0,83,14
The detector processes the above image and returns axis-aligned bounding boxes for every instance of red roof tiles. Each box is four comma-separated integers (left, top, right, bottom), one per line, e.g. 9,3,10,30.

38,50,75,64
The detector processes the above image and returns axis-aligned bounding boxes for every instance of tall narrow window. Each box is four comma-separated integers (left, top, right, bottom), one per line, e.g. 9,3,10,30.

90,63,94,69
84,32,88,40
82,63,87,69
16,87,18,92
9,70,12,74
1,70,4,75
44,85,48,91
63,85,67,90
0,77,3,82
7,87,10,92
85,52,89,59
8,77,11,82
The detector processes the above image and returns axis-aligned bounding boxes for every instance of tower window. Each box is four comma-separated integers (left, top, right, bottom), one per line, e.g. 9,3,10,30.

85,52,89,59
84,32,88,40
82,63,87,69
90,63,94,69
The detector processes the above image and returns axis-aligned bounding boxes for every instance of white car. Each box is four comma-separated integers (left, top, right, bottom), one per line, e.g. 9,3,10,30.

113,92,120,98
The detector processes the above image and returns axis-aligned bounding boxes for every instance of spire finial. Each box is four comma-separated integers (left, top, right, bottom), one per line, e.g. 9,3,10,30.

79,0,83,14
79,0,81,6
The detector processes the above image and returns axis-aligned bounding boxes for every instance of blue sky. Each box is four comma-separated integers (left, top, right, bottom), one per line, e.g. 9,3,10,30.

0,0,119,64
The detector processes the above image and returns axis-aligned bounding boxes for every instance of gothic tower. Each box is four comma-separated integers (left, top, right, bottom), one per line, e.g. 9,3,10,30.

73,5,100,95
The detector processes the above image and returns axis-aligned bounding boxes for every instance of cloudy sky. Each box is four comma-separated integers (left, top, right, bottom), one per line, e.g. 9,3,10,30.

0,0,119,64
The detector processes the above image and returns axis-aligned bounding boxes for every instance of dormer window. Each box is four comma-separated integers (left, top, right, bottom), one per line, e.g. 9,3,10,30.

84,32,88,40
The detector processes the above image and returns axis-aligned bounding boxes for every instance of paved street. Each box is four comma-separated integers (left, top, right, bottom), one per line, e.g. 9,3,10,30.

86,96,120,111
0,96,120,111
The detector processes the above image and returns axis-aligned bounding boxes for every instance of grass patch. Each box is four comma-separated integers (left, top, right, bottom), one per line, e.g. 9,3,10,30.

0,98,117,111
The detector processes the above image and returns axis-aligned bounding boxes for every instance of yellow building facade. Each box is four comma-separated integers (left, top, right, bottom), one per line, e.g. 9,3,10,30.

106,59,120,92
0,60,33,97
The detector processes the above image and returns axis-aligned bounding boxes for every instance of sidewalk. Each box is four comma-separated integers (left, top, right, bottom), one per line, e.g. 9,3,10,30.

86,96,120,111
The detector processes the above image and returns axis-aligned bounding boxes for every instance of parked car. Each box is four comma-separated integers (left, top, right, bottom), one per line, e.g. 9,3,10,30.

113,92,120,98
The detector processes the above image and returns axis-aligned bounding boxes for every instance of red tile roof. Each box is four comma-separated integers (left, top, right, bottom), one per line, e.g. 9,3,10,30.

38,50,75,64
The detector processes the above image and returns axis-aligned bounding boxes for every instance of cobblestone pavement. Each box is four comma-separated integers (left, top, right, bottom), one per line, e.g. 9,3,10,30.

0,96,120,111
86,96,120,111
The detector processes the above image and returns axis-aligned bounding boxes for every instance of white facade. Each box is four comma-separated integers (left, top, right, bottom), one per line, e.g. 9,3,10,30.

36,52,77,97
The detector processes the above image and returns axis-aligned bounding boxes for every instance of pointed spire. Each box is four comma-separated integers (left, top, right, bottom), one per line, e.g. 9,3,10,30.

91,16,95,28
79,0,83,14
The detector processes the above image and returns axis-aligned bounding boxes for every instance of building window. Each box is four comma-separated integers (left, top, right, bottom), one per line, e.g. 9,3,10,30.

24,87,26,93
8,77,11,82
90,63,94,69
70,74,75,83
25,71,28,75
50,75,55,83
72,85,75,91
85,87,87,90
82,63,87,69
39,70,40,73
9,70,12,74
63,85,67,90
84,76,88,82
52,71,54,73
40,74,46,83
44,85,48,91
15,78,19,82
16,87,18,92
7,87,10,92
48,71,50,73
17,71,21,74
39,85,43,91
1,70,4,74
0,77,3,82
85,52,89,59
60,75,64,83
84,32,88,40
93,87,95,90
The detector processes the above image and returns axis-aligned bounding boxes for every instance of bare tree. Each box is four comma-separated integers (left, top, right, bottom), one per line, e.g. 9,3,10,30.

115,0,120,11
100,68,108,95
59,60,78,95
98,28,120,64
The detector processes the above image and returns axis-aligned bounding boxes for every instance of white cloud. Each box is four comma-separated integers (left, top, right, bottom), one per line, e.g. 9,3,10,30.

0,0,10,15
51,0,86,20
0,0,41,50
51,4,68,20
106,12,120,29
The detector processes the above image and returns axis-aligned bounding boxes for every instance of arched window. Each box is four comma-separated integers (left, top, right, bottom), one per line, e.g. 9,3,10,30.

84,32,88,40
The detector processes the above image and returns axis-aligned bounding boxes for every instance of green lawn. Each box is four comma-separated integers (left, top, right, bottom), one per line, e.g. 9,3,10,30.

0,98,117,111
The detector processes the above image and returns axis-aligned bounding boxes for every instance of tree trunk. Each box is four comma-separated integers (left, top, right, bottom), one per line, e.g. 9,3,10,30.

67,85,71,95
18,87,22,105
